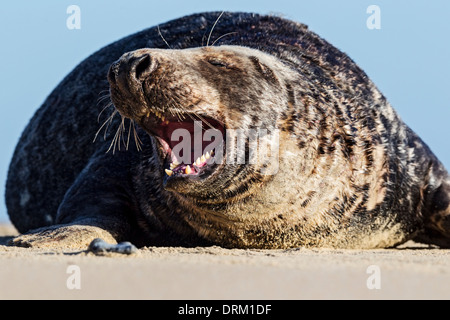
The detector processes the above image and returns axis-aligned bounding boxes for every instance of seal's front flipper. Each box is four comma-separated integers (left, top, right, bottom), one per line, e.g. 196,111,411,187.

9,152,139,250
88,238,138,255
9,223,118,250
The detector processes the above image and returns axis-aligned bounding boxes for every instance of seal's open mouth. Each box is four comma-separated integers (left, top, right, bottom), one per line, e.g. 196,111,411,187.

107,49,228,181
140,108,225,179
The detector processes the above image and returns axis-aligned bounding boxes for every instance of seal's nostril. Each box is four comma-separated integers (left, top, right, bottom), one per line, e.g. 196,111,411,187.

134,54,152,81
107,61,120,85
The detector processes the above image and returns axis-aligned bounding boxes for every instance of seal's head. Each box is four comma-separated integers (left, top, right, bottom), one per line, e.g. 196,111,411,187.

108,46,295,202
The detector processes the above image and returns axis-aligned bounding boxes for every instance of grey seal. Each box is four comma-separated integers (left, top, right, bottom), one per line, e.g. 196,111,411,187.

6,12,450,249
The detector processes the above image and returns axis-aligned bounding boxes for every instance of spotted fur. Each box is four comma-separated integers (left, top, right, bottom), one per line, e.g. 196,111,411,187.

6,12,450,249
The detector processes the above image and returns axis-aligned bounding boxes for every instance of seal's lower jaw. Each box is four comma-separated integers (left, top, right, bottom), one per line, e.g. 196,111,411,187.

163,162,220,193
139,110,225,185
162,149,222,190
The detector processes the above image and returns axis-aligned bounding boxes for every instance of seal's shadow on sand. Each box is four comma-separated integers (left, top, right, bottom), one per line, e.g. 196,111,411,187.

0,236,14,246
0,225,18,246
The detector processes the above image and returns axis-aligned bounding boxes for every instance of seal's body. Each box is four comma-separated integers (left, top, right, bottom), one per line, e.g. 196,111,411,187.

6,12,450,249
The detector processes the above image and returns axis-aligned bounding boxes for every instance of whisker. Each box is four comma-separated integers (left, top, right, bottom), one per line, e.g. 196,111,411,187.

126,118,132,151
112,124,120,153
168,106,178,119
119,116,126,150
133,123,143,152
207,11,225,47
107,122,121,154
184,112,214,133
97,102,113,123
110,114,126,154
194,104,226,126
103,110,118,140
186,112,198,123
211,32,238,46
157,25,172,49
93,109,117,143
192,112,216,131
176,108,186,121
97,94,111,105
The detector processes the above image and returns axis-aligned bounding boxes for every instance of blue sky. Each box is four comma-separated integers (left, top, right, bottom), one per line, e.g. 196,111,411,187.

1,0,449,222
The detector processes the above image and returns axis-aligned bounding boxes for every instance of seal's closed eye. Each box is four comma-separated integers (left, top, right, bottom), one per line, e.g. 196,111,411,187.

208,59,229,68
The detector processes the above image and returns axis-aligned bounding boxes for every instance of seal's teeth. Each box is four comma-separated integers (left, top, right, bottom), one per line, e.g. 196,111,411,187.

165,169,173,177
146,112,150,118
170,163,177,170
165,120,169,125
201,155,206,163
205,152,211,160
185,165,192,174
161,116,165,122
195,158,202,166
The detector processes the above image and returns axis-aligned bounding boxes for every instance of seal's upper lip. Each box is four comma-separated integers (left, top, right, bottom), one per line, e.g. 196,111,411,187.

139,108,225,179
